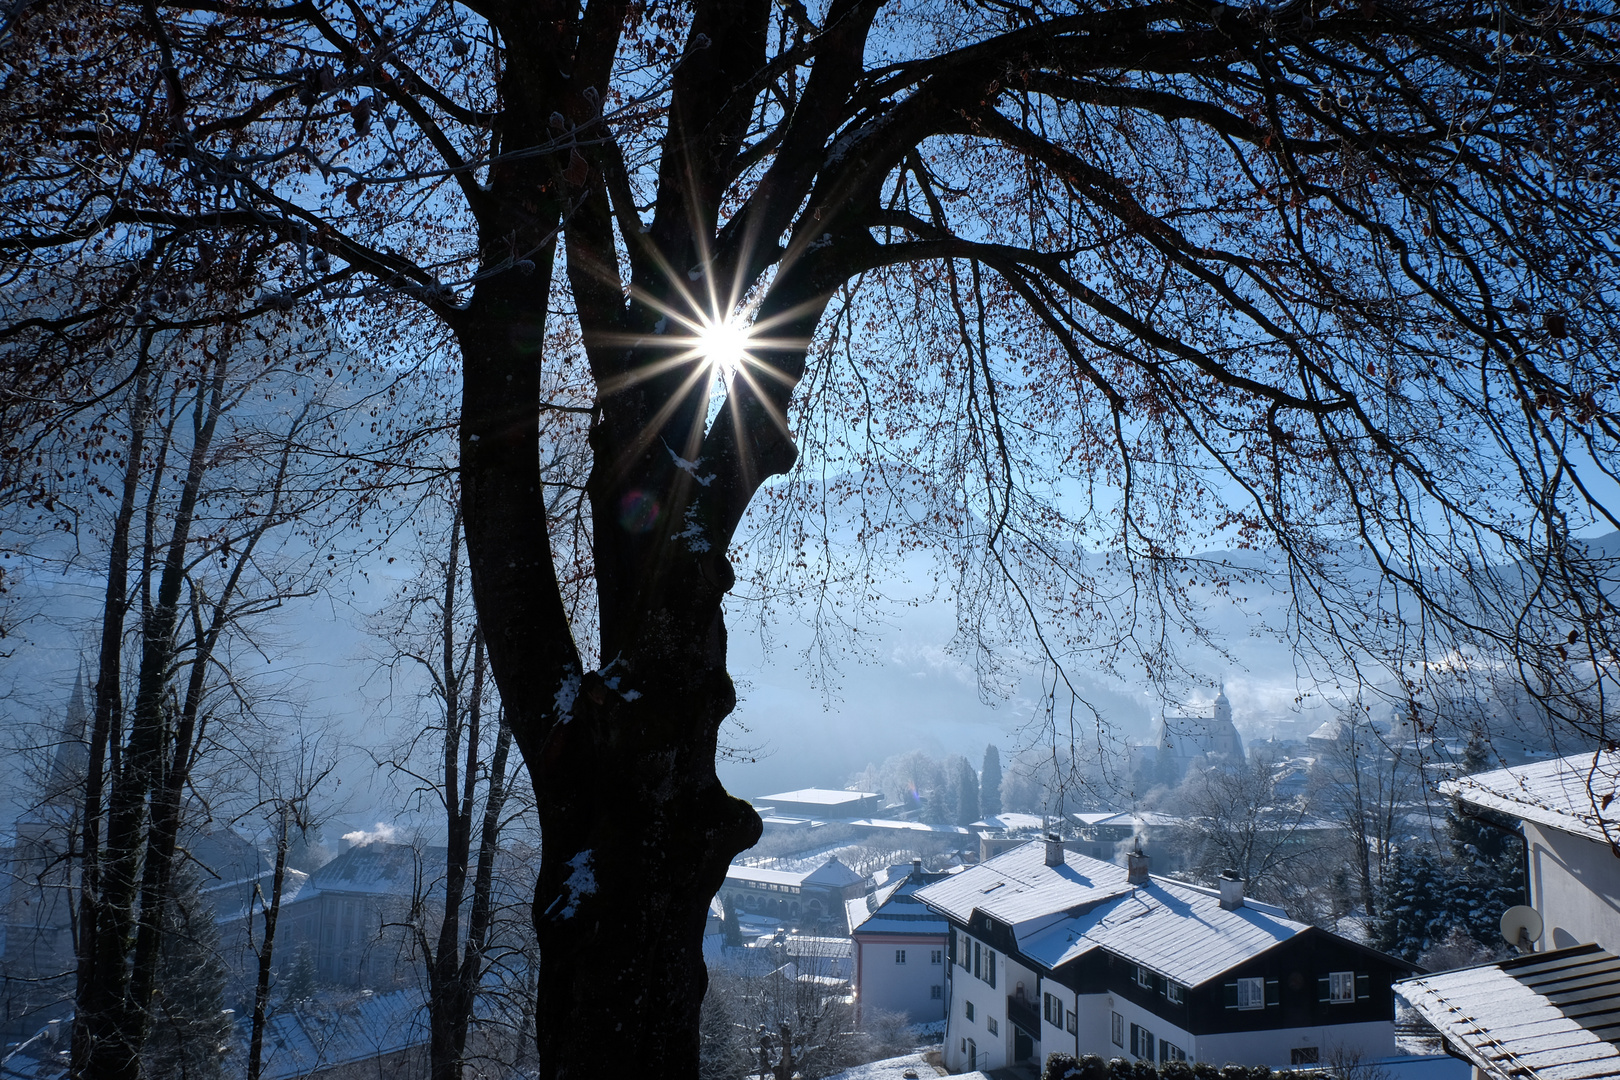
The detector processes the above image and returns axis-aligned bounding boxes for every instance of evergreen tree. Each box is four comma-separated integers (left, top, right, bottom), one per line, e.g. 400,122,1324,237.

954,757,981,827
1444,751,1526,951
144,868,232,1080
981,746,1003,818
722,896,744,949
1372,849,1452,962
282,943,318,1004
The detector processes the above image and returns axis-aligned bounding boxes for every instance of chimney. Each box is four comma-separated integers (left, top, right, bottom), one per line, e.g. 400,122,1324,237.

1126,842,1151,884
912,858,923,877
1219,868,1245,910
1044,833,1065,867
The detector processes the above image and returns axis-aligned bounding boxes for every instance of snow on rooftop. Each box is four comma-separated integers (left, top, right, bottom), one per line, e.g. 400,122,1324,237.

1397,943,1620,1080
916,840,1135,931
756,788,881,806
918,841,1314,986
1019,875,1307,987
1443,749,1620,845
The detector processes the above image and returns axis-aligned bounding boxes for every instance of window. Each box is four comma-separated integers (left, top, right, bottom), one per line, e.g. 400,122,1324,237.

965,1001,975,1022
1136,966,1155,991
1329,971,1355,1003
896,949,907,964
973,942,982,979
1292,1048,1320,1065
985,949,997,988
1111,1012,1124,1048
1236,976,1265,1010
1161,1041,1187,1063
1165,980,1185,1004
987,1017,998,1035
1066,1010,1077,1035
931,949,943,965
1044,992,1063,1026
931,985,943,1000
1129,1023,1155,1061
959,930,971,969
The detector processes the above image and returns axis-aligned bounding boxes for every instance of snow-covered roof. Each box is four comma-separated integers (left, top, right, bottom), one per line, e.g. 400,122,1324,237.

1396,943,1620,1080
756,788,880,806
1018,876,1307,988
1442,750,1619,845
802,856,863,888
842,817,975,836
255,988,428,1080
970,812,1049,832
725,864,810,888
848,869,952,937
307,842,447,898
918,841,1315,987
916,841,1135,932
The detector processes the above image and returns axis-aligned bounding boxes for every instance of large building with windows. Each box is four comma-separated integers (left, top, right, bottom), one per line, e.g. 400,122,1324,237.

719,856,867,933
917,839,1412,1072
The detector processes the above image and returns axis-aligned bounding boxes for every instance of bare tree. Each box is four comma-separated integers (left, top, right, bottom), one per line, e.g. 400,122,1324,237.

370,496,534,1080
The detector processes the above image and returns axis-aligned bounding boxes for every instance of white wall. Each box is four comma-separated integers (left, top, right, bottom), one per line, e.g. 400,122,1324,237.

1193,1019,1394,1067
855,934,946,1025
1526,823,1620,953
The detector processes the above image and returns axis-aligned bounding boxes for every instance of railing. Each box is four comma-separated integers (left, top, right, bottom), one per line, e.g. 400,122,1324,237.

1007,993,1040,1034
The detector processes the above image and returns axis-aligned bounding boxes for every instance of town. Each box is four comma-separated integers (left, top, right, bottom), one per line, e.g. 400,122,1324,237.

5,683,1613,1079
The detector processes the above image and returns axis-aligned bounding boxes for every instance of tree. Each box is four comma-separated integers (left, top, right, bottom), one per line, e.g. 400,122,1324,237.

1168,755,1318,904
1309,717,1425,916
9,3,1620,1077
370,498,534,1080
953,755,981,827
980,745,1003,819
143,868,231,1080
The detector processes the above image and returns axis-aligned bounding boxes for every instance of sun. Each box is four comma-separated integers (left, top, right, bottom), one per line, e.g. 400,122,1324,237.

695,314,752,380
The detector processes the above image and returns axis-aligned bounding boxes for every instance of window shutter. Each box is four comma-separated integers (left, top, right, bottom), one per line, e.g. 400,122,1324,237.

1223,982,1238,1009
1317,976,1331,1002
1266,979,1280,1006
987,950,997,987
1356,973,1370,1000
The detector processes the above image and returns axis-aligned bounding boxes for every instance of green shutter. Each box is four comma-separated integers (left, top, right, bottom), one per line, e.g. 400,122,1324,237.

1356,973,1370,1000
1223,983,1238,1009
1265,978,1280,1006
1317,976,1331,1002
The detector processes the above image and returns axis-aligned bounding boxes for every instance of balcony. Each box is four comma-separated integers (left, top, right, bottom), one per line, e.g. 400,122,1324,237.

1007,991,1040,1035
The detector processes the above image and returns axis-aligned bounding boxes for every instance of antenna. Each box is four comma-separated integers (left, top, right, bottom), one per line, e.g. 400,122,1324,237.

1500,905,1544,954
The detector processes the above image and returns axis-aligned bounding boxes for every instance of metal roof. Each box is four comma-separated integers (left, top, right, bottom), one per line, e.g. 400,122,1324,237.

725,864,810,888
1396,943,1620,1080
1442,750,1620,845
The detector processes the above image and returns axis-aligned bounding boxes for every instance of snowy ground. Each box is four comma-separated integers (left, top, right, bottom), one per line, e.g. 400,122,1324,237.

821,1050,980,1080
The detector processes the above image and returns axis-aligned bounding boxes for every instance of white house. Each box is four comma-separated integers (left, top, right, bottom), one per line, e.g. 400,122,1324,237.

1397,750,1620,1079
847,860,952,1026
918,838,1413,1073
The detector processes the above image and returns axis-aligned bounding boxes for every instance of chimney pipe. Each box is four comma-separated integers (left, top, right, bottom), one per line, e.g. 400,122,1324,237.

1044,833,1065,867
1219,868,1245,910
912,858,923,877
1126,842,1151,884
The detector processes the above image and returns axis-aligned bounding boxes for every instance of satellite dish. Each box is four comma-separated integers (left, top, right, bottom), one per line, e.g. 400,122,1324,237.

1501,905,1544,952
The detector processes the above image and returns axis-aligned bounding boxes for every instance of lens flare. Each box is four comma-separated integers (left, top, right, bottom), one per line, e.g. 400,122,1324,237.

696,315,751,380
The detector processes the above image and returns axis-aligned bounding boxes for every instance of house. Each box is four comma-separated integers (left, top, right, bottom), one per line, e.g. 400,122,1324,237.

847,860,953,1026
917,838,1414,1073
719,856,866,932
276,842,448,988
1396,750,1620,1079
